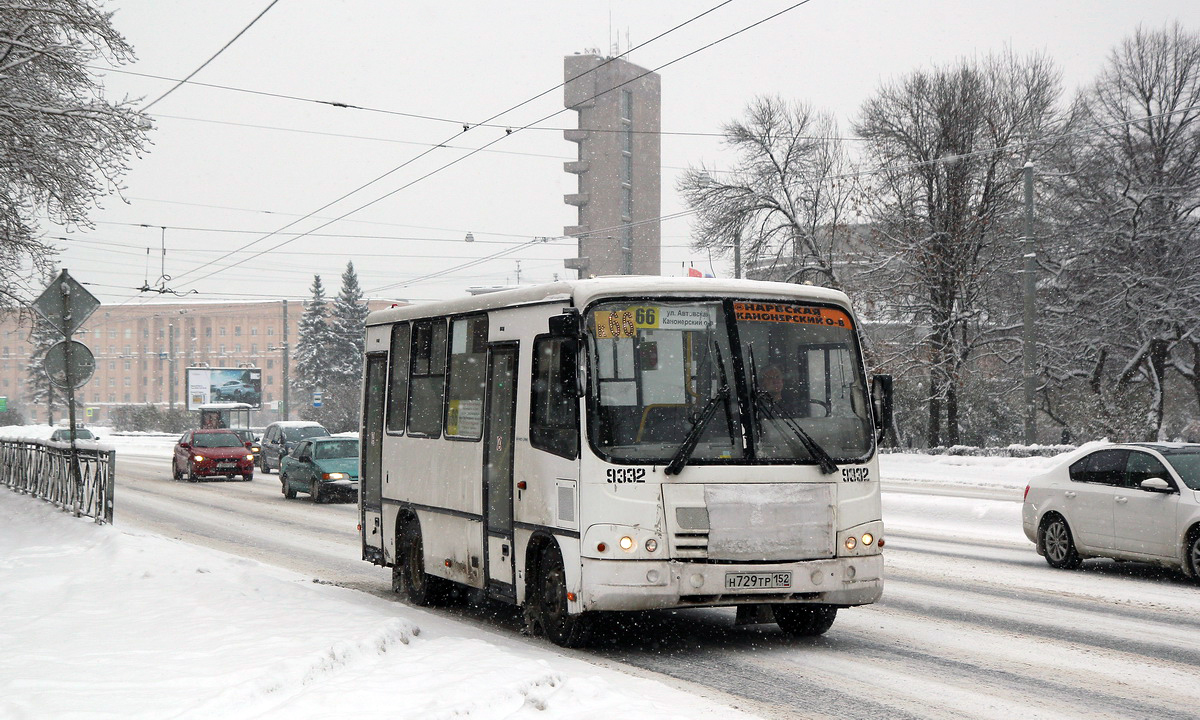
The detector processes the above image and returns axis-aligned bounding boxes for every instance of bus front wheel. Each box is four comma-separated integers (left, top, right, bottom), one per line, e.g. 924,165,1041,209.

535,545,591,648
773,604,837,637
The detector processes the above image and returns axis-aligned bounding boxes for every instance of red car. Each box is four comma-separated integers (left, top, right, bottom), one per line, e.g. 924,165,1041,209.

173,429,255,482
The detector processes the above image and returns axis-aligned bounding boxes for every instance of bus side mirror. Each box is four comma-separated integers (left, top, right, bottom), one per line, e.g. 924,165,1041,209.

870,374,893,440
548,311,581,339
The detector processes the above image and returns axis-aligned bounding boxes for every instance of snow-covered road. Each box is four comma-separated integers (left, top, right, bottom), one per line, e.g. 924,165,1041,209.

6,432,1200,718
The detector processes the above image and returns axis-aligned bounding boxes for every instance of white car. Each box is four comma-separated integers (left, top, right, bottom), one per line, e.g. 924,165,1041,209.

1023,443,1200,578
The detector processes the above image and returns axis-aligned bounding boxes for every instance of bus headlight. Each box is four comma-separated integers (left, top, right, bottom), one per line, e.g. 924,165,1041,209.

645,538,658,553
845,536,857,551
861,532,874,546
619,536,635,551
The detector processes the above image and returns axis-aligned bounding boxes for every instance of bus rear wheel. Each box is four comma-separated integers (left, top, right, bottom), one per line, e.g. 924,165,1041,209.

773,604,837,637
395,521,448,606
535,545,591,648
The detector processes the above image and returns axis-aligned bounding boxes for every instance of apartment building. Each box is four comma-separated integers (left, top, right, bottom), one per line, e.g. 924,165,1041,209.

562,53,661,278
0,298,393,425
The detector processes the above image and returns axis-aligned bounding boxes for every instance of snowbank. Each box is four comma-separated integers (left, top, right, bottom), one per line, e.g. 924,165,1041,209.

0,489,756,719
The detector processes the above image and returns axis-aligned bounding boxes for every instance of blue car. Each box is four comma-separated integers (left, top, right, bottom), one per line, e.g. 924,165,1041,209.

279,437,359,502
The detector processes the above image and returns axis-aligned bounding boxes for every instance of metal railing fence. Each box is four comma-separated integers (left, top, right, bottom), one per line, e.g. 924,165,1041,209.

0,438,115,523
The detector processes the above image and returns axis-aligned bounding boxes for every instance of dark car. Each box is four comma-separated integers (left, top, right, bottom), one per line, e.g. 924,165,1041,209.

232,428,261,461
280,437,360,502
173,429,255,482
258,421,330,474
50,427,97,442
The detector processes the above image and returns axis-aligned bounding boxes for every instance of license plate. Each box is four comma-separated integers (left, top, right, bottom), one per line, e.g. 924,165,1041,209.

217,463,236,469
725,571,792,590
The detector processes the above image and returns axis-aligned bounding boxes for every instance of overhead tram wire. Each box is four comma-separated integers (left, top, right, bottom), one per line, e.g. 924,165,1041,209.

95,3,734,138
75,95,1198,304
179,0,814,293
365,210,698,294
153,1,734,293
141,0,281,112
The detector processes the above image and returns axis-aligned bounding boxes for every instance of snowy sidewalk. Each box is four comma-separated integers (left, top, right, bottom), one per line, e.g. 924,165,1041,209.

0,490,756,720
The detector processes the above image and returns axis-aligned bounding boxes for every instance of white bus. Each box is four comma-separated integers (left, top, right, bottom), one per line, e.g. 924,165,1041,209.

359,277,892,646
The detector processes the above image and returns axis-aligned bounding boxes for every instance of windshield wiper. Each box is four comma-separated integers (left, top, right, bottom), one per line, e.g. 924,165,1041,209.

745,348,838,474
665,385,730,476
754,391,840,474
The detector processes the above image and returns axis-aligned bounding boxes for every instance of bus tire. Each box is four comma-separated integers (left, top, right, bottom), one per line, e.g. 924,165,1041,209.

396,520,448,606
773,604,837,637
535,544,591,648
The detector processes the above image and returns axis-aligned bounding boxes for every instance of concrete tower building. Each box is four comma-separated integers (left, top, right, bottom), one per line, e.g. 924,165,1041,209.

562,54,661,277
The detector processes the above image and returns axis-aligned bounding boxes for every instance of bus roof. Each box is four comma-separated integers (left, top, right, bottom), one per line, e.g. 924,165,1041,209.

367,277,852,326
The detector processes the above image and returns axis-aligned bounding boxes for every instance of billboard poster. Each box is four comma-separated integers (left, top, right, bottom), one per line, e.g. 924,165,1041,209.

186,367,263,410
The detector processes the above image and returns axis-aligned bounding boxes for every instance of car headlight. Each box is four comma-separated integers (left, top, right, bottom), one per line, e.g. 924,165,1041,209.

244,455,254,461
193,455,205,462
323,472,347,480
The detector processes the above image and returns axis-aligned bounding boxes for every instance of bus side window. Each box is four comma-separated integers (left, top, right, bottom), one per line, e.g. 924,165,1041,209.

385,323,410,434
408,319,447,437
530,336,579,459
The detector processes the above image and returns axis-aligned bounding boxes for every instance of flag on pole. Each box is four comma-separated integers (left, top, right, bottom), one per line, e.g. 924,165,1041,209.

687,267,703,277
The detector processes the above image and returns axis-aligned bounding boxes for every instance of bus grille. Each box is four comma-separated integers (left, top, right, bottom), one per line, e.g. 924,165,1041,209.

665,484,835,562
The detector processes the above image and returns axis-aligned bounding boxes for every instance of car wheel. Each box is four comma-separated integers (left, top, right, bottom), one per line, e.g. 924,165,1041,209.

187,464,199,483
310,479,322,503
395,520,448,606
172,461,182,482
260,454,271,474
1187,528,1200,580
535,544,591,648
280,474,297,499
242,473,253,482
773,604,838,637
1040,515,1082,570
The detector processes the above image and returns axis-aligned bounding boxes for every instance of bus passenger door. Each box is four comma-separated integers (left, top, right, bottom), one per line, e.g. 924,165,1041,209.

360,353,387,563
483,343,518,599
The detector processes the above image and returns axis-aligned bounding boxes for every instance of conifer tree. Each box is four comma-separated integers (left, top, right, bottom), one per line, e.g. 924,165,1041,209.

292,275,334,406
319,263,371,432
328,262,369,384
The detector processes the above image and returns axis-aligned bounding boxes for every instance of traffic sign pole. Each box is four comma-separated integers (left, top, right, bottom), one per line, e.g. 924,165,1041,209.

61,275,83,517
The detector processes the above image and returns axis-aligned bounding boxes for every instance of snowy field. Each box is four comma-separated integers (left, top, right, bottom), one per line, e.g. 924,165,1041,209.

0,425,1105,719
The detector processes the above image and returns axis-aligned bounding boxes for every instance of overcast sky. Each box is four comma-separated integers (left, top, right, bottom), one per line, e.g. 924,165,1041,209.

48,0,1199,307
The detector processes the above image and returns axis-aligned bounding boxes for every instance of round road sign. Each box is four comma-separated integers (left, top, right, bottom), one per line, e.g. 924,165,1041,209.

44,340,95,390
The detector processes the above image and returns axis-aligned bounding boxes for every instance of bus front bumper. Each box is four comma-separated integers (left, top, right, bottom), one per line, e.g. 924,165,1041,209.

580,554,883,612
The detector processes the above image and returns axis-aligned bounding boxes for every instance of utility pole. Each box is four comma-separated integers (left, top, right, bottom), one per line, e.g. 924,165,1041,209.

168,322,175,410
1022,162,1037,444
733,233,742,279
281,299,290,420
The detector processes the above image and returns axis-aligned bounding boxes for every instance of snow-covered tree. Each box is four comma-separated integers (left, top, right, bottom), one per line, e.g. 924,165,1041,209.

328,262,369,383
25,313,64,424
853,50,1063,446
0,0,150,312
677,96,856,287
292,275,335,403
319,262,370,432
1042,23,1200,441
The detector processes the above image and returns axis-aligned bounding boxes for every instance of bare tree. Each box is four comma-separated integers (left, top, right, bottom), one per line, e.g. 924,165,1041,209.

854,50,1062,446
678,96,856,287
1042,23,1200,441
0,0,150,310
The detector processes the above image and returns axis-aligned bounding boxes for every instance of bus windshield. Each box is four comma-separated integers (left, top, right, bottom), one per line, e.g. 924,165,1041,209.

586,298,873,465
